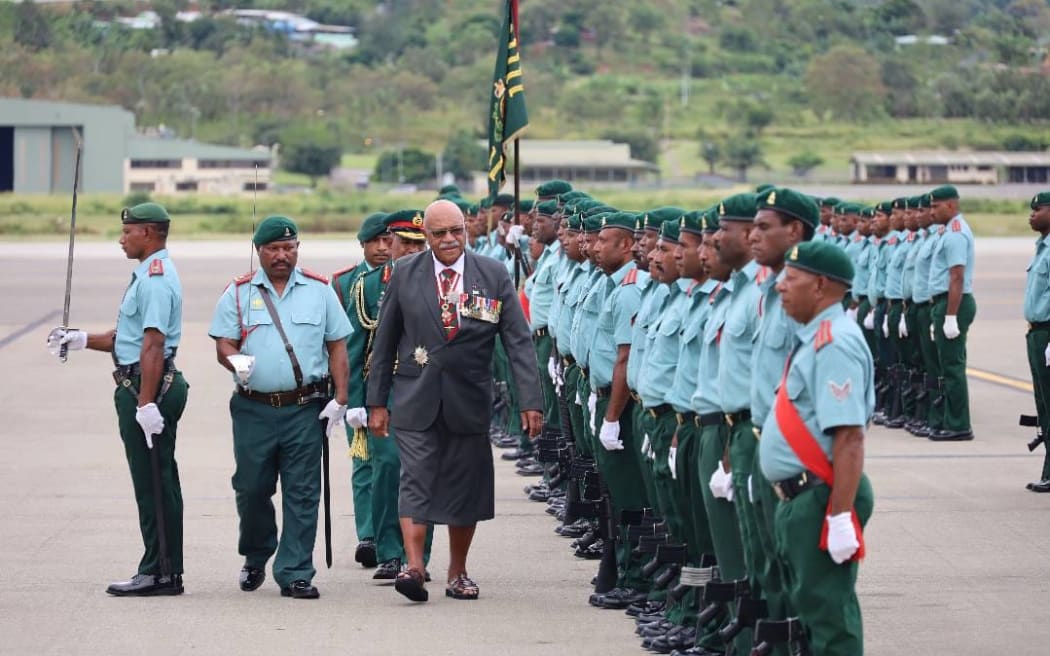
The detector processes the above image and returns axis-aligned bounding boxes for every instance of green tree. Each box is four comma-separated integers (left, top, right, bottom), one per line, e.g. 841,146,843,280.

279,125,342,187
442,130,486,182
373,147,436,185
805,45,886,121
602,129,659,163
787,151,824,177
587,4,626,55
723,135,764,182
700,140,721,175
13,1,52,52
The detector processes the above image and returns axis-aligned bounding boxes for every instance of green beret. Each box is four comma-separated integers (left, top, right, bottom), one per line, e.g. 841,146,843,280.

905,196,922,210
718,193,758,222
450,198,471,215
600,211,638,233
536,180,573,198
585,204,617,217
467,203,479,215
702,207,720,234
517,199,534,213
567,215,584,231
253,215,298,246
859,207,875,219
929,185,959,201
659,218,681,244
1031,191,1050,209
755,183,775,194
840,202,864,216
479,197,493,209
679,210,704,236
439,184,461,196
875,201,893,215
785,240,854,286
643,207,686,232
583,214,607,234
558,190,590,205
535,200,558,216
918,193,931,209
358,212,389,243
756,187,819,231
121,202,170,224
492,193,516,207
892,197,907,210
819,197,841,208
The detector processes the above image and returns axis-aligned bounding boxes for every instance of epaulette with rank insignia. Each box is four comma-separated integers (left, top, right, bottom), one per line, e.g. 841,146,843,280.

148,259,164,276
888,236,898,246
756,265,771,284
233,271,254,285
300,268,329,284
332,264,358,281
950,219,962,232
622,269,638,286
814,320,834,352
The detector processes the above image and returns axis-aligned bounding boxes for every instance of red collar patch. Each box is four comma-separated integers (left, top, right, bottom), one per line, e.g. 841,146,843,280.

148,259,164,276
814,319,834,351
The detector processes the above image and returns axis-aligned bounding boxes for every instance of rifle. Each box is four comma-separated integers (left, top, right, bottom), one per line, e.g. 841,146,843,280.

59,128,83,363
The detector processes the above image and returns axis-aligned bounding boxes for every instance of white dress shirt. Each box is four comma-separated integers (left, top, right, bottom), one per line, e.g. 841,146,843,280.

432,252,465,295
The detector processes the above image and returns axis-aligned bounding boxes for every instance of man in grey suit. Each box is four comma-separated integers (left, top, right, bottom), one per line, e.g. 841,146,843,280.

367,199,543,603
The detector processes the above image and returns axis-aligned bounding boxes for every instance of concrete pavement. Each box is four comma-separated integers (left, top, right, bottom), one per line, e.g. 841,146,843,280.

0,238,1048,655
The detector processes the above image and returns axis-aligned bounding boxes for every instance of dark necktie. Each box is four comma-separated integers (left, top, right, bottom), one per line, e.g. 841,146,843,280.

439,268,459,340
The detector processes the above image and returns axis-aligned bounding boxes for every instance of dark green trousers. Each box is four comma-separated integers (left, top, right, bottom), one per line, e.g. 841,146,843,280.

492,337,525,446
751,431,791,633
932,293,977,432
775,475,874,656
114,373,188,575
230,394,323,588
642,410,683,543
887,301,914,417
564,364,591,457
534,333,560,426
1026,328,1050,480
350,453,373,542
916,303,943,429
856,299,876,360
368,430,433,563
904,303,924,420
632,402,658,506
728,419,765,590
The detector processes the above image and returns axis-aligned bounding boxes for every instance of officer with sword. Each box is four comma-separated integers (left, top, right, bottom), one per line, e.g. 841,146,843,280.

47,202,190,596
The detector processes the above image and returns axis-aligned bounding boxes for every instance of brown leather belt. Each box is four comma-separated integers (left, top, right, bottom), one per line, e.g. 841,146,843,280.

772,471,825,502
237,380,329,408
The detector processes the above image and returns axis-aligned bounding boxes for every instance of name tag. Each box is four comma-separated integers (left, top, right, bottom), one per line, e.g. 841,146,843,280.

459,294,502,323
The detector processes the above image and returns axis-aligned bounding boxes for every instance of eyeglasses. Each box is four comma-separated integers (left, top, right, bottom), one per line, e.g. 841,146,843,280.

428,226,466,239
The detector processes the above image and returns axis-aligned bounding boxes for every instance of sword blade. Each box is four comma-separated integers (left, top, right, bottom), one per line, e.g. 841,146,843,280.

60,128,83,363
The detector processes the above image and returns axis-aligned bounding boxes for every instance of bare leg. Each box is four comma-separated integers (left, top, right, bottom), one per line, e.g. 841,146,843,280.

447,523,477,580
400,517,429,574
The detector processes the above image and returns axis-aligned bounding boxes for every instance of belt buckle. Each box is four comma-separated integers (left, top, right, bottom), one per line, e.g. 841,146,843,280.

694,417,702,428
773,483,787,502
676,413,685,426
752,426,761,440
725,413,734,427
269,392,282,407
297,395,309,406
647,409,657,419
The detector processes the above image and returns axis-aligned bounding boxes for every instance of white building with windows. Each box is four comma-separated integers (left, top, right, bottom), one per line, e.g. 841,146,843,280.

850,151,1050,185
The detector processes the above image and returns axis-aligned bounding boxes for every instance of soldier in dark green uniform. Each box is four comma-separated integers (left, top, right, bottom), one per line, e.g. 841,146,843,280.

1024,192,1050,491
209,216,352,599
331,211,391,569
49,202,189,596
348,210,434,577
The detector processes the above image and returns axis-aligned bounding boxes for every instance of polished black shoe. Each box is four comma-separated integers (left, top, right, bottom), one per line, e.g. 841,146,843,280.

928,428,974,441
502,448,532,461
871,411,886,426
884,415,907,429
516,462,544,476
493,435,519,448
281,579,319,599
515,456,539,468
373,558,402,580
913,424,933,437
529,488,551,503
1027,479,1050,493
601,587,647,609
354,538,378,568
106,573,184,596
239,565,265,591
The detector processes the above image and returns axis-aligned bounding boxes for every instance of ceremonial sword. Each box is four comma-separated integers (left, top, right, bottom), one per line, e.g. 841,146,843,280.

59,128,83,363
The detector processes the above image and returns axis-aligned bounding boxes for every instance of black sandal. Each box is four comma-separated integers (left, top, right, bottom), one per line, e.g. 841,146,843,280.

394,568,428,602
445,573,479,600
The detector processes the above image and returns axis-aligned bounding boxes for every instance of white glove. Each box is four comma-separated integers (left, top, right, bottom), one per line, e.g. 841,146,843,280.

826,512,860,564
863,312,875,330
709,463,734,500
898,314,908,338
505,224,525,246
747,474,754,503
135,403,164,448
943,315,960,340
345,407,368,429
846,307,858,323
1045,343,1050,367
227,354,255,386
881,314,889,338
46,327,87,355
318,400,348,438
588,392,598,431
668,447,677,480
640,434,651,456
930,323,935,341
598,419,624,451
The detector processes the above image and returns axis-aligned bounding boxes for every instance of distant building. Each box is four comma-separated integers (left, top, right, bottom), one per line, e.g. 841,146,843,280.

511,139,659,186
850,151,1050,185
0,98,271,195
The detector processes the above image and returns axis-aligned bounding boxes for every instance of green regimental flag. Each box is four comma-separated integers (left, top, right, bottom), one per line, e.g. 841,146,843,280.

486,0,529,199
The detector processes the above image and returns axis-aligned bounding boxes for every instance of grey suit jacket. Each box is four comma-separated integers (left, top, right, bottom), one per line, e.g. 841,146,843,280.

366,250,542,434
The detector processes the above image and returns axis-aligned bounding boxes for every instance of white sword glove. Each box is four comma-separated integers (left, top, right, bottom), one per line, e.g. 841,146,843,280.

318,400,347,438
135,403,164,449
345,407,368,429
588,392,598,432
505,224,525,246
46,327,87,356
881,314,889,338
845,307,858,323
598,419,624,451
898,314,908,338
640,434,651,456
943,315,960,340
709,462,734,500
862,311,875,330
1045,343,1050,367
826,512,860,564
668,447,677,480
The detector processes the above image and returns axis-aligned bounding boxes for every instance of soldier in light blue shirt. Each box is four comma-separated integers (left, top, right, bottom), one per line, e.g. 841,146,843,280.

525,200,564,424
881,197,913,428
48,202,188,597
554,216,592,461
757,240,874,656
864,203,893,421
1024,192,1050,492
209,216,352,599
926,185,977,440
910,197,942,435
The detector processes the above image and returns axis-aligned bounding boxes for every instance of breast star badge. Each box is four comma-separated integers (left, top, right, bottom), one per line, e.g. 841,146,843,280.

413,346,429,367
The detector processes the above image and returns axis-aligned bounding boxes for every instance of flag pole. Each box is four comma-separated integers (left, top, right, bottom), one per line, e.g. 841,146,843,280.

513,138,521,288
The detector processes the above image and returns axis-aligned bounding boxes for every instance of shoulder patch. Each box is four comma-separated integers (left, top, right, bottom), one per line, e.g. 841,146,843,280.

888,236,898,246
756,265,771,284
951,219,962,232
814,319,834,352
381,263,393,284
907,232,915,242
148,259,164,276
853,234,862,243
623,269,638,286
301,268,329,284
332,264,358,280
